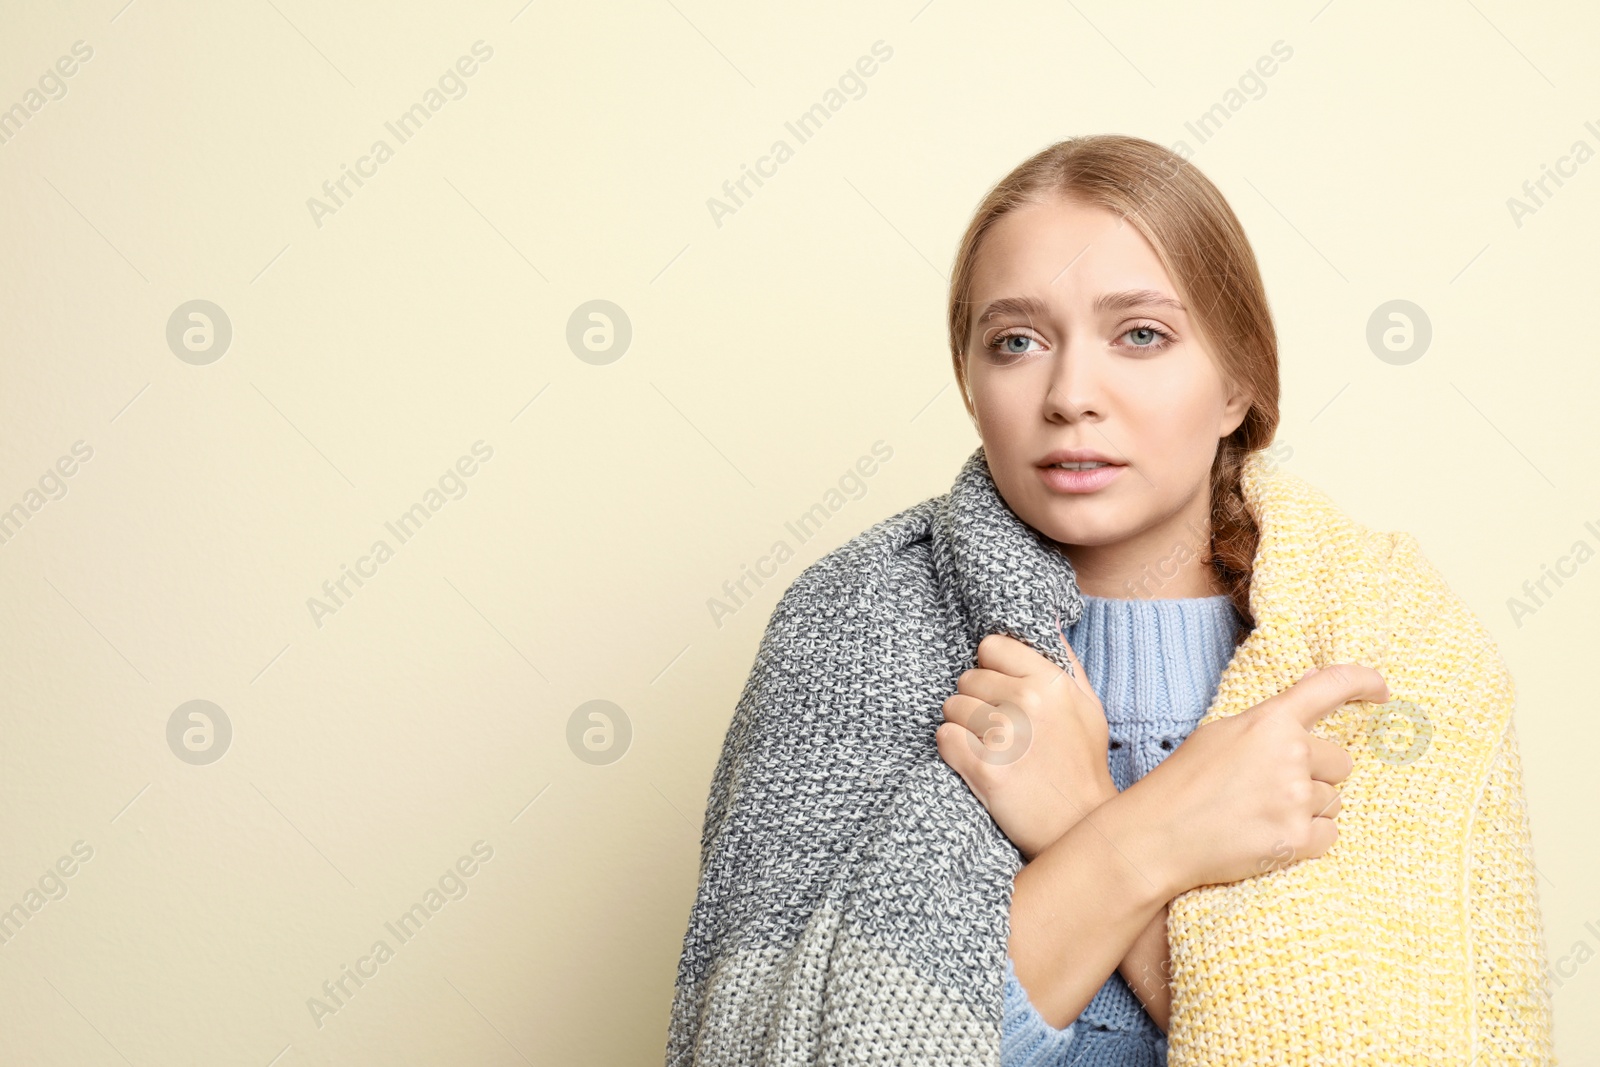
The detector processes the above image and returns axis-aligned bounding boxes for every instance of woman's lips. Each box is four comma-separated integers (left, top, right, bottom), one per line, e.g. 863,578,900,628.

1036,463,1126,493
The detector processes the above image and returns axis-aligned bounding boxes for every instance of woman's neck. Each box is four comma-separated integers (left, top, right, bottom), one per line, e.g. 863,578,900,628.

1057,510,1224,600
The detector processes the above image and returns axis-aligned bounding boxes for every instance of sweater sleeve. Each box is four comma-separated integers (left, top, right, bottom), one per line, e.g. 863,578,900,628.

1001,954,1079,1066
1465,716,1556,1064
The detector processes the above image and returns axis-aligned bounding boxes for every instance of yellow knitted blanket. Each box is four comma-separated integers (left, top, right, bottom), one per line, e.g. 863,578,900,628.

1165,451,1556,1064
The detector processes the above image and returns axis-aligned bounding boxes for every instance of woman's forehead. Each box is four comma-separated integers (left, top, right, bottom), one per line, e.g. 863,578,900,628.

969,200,1174,303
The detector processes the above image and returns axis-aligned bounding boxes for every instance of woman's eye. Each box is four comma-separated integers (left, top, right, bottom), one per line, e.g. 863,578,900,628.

991,332,1040,355
1121,324,1173,350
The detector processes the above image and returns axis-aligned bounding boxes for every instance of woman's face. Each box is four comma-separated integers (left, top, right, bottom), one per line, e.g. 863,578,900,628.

963,194,1250,596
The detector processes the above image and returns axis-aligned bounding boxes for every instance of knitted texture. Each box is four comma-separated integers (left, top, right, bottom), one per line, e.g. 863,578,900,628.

667,444,1081,1067
1161,456,1556,1065
1001,593,1242,1066
1004,955,1083,1067
665,444,1555,1067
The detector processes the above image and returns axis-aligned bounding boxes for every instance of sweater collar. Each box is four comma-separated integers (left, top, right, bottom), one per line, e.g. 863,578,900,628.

1068,594,1243,725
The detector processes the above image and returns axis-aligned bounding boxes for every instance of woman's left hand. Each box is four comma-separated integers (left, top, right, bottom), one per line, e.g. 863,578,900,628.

935,629,1118,861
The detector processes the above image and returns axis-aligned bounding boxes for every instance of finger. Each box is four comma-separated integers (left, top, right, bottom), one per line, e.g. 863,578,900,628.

1309,779,1341,819
976,632,1056,680
934,722,980,790
942,693,998,730
944,694,1031,761
1308,736,1355,785
1264,662,1391,732
1305,815,1339,858
953,668,1024,710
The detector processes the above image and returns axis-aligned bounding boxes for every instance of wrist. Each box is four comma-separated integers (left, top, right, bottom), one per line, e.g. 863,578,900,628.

1043,773,1119,853
1091,770,1119,808
1085,785,1185,906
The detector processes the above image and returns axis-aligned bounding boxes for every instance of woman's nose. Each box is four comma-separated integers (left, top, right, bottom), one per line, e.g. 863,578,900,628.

1043,343,1105,422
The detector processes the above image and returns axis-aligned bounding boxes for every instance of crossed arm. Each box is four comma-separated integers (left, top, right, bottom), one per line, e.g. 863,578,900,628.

1013,715,1555,1052
1008,785,1177,1032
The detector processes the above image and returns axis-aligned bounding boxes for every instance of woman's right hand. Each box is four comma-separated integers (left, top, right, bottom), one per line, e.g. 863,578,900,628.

1115,663,1389,898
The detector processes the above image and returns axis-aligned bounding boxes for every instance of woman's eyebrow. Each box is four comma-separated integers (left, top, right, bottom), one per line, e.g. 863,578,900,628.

1093,289,1186,314
975,295,1049,324
974,289,1186,326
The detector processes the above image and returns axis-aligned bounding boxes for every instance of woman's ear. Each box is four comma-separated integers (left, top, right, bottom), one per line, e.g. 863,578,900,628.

1219,387,1251,437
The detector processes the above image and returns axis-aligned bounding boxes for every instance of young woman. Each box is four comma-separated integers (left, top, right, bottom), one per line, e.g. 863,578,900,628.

931,135,1552,1063
666,135,1553,1067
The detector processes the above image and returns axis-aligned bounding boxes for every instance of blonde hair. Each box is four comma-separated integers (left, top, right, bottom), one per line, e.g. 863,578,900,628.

947,134,1280,631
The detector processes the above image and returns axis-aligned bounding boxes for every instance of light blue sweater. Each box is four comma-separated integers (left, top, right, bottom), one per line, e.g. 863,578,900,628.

1001,592,1244,1067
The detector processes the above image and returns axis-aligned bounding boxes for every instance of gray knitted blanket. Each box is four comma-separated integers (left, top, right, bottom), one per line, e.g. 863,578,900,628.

666,445,1088,1066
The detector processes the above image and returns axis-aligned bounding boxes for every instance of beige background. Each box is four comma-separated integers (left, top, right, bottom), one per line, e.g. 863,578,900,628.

2,1,1596,1063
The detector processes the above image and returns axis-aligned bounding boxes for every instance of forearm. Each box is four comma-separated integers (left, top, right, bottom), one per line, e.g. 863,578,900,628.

1117,905,1172,1031
1008,792,1174,1029
1041,786,1174,1032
